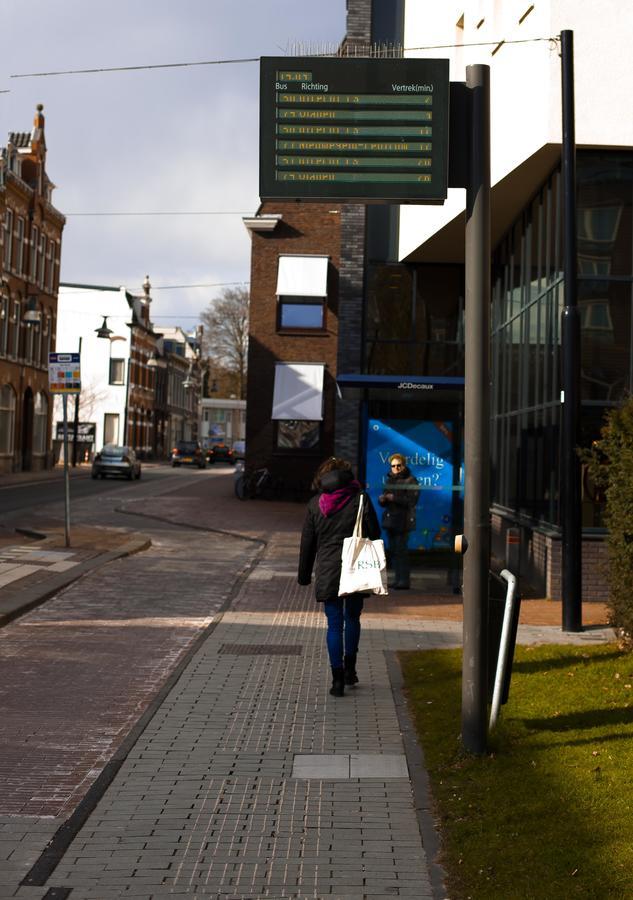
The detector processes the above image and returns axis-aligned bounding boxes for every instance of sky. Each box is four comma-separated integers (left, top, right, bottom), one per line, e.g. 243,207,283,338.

2,0,346,328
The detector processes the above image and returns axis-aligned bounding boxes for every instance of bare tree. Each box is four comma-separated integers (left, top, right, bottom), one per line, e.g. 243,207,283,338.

200,287,249,399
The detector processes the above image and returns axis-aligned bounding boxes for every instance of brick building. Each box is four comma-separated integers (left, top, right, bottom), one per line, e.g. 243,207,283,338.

244,204,342,495
0,105,65,473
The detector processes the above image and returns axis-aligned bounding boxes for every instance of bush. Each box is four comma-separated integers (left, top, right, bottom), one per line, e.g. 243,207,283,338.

583,396,633,647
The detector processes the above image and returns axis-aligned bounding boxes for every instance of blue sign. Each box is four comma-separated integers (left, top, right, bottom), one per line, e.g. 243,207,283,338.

365,418,462,551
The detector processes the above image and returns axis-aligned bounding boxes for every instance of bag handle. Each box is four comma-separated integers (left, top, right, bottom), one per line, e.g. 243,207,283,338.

352,493,364,538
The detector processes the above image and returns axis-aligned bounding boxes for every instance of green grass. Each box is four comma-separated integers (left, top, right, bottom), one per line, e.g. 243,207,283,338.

400,644,633,899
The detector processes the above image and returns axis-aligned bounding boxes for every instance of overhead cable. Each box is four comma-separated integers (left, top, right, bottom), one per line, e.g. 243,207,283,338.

10,37,559,79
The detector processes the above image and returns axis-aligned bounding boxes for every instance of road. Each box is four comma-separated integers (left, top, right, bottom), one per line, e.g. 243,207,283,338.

0,463,236,526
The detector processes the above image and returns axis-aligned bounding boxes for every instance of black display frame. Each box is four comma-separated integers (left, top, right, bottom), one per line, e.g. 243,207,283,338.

260,56,449,204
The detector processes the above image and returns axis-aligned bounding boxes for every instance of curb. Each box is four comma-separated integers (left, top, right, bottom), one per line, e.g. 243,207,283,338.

0,536,151,628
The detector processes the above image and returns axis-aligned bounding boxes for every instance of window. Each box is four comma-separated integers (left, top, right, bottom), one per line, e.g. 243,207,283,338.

46,238,54,292
42,313,51,365
0,385,16,454
37,233,46,286
32,392,48,455
276,255,329,332
275,420,320,450
11,300,20,358
15,218,24,275
103,413,119,445
3,209,13,269
30,226,38,280
279,297,325,329
109,358,125,385
0,294,8,355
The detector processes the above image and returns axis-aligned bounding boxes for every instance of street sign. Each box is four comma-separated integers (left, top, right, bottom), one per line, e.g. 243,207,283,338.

55,422,95,443
260,56,449,203
48,352,81,394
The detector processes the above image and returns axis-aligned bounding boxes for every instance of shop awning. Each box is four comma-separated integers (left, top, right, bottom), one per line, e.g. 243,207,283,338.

272,363,325,420
276,255,329,297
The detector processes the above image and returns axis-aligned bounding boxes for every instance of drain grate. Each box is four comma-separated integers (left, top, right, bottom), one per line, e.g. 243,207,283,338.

220,643,303,656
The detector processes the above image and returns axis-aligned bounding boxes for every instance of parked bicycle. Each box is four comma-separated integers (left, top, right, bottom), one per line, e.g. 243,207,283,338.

235,466,283,501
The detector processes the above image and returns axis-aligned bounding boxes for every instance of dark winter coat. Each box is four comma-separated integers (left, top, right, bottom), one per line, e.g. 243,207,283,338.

297,472,381,602
378,465,420,533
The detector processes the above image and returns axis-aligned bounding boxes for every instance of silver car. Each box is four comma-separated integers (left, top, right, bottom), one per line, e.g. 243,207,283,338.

91,445,141,480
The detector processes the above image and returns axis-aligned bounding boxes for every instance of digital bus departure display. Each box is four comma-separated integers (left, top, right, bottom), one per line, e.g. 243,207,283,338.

260,57,449,203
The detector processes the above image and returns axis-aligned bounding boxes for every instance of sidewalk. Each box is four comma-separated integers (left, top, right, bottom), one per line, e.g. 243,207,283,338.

0,524,150,626
0,474,615,899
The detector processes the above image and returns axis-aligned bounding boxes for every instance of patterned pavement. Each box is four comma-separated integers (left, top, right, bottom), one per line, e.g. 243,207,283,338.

0,526,612,900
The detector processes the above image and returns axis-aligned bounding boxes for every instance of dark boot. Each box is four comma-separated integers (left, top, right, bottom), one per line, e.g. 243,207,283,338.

344,654,359,686
329,666,345,697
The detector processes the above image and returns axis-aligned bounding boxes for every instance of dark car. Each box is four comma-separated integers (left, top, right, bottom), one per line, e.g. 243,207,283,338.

206,441,234,464
171,440,206,468
91,445,141,480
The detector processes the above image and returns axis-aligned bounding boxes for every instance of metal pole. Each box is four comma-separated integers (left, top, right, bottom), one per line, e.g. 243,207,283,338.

560,30,582,632
72,336,82,466
462,64,491,755
62,394,71,548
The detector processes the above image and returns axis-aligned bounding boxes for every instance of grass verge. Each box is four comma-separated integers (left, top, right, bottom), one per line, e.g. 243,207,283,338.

399,643,633,899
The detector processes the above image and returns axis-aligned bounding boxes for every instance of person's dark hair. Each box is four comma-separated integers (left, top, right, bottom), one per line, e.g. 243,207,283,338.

312,456,353,491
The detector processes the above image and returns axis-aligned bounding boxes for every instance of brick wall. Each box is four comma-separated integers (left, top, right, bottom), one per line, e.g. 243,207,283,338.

492,511,609,602
345,0,372,46
334,205,366,464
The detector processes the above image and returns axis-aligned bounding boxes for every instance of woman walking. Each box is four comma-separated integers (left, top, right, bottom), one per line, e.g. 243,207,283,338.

378,453,420,590
298,457,381,697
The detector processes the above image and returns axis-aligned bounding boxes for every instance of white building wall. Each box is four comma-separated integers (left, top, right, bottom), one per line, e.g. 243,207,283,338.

400,0,633,260
55,286,131,451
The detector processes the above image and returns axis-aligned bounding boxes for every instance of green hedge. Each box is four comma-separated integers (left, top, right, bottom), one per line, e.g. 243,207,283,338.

583,397,633,647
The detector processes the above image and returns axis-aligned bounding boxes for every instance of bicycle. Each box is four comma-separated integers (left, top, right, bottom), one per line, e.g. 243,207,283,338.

235,466,283,501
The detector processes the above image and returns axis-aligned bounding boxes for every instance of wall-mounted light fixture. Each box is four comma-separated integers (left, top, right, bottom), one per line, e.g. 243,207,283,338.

147,351,167,369
183,363,196,389
23,295,41,324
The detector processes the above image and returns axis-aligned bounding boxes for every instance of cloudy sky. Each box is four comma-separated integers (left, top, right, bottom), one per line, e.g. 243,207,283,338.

2,0,346,328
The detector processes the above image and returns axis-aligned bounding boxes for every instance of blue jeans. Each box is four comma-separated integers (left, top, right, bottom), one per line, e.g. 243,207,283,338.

323,597,364,668
387,530,410,586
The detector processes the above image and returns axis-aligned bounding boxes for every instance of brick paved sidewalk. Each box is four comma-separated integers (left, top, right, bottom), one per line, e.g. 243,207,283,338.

3,527,612,900
0,524,150,627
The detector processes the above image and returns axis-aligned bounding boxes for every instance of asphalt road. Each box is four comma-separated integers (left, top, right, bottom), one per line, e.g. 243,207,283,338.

0,463,235,524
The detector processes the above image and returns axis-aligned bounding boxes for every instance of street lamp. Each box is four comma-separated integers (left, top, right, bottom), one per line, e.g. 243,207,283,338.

95,315,113,339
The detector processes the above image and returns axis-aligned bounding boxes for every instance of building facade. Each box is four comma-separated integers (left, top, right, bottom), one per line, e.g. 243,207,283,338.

399,0,633,598
0,105,64,473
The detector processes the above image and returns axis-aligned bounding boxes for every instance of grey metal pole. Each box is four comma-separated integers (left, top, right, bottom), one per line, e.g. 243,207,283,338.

72,336,82,466
62,394,71,548
560,30,582,632
462,64,491,755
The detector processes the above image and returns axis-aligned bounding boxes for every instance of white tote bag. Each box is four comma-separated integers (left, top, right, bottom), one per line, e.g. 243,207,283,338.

338,495,388,596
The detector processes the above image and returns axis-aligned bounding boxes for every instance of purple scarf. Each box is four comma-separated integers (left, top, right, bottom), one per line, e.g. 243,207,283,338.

319,480,362,517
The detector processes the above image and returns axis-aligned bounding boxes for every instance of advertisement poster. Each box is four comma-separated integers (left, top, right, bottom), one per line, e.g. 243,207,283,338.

366,418,461,551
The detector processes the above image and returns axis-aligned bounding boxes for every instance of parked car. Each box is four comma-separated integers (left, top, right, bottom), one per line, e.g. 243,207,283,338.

171,440,206,468
232,440,246,461
206,441,234,464
91,445,141,480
